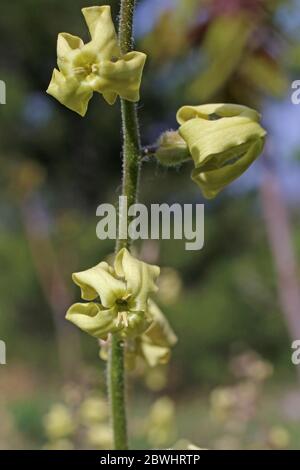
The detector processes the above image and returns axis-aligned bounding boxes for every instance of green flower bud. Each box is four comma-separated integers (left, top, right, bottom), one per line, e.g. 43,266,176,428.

155,131,190,167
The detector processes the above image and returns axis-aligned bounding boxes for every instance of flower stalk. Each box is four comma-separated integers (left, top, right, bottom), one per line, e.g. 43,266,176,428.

109,0,141,450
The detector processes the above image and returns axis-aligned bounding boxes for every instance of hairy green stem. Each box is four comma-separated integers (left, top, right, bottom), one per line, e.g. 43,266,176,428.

108,0,141,451
108,334,127,450
117,0,141,251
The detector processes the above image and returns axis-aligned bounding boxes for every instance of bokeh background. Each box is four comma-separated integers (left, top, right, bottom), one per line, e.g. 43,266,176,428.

1,0,300,449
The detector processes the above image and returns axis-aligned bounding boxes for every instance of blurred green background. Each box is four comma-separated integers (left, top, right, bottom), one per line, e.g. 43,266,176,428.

1,0,300,449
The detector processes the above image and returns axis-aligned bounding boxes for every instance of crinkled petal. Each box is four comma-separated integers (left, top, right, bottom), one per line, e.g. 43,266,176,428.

72,261,126,307
66,302,120,339
176,103,261,125
178,107,266,169
114,249,160,311
192,138,265,199
93,52,147,102
46,69,93,116
139,300,177,367
57,33,84,74
81,6,119,60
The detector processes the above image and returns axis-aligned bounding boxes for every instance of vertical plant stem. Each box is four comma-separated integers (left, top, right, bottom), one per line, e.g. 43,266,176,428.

118,0,141,253
108,0,142,450
108,334,128,450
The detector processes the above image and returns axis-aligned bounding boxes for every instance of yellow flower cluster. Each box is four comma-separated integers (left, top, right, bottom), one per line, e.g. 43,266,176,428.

67,249,177,366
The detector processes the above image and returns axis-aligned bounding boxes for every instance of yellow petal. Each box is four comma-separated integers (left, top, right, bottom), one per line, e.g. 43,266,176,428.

177,103,260,124
66,302,120,339
57,33,84,75
72,261,126,307
46,69,93,116
93,51,147,102
139,300,177,367
102,90,118,105
144,300,177,348
114,248,160,311
192,138,265,199
179,116,265,169
81,6,119,60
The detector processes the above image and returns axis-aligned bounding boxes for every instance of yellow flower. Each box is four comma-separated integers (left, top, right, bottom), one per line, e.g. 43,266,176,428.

47,6,146,116
177,104,266,199
66,248,160,339
268,426,290,449
86,424,112,449
146,397,177,447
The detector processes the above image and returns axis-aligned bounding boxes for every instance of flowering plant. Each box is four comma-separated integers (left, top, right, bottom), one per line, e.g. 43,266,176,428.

47,1,266,450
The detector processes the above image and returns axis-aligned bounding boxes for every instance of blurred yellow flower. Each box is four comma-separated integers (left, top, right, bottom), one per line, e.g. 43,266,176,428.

66,248,160,339
86,424,112,449
210,386,237,422
43,404,75,441
79,396,108,425
157,267,183,305
144,367,168,392
47,6,146,116
177,104,266,199
268,426,290,449
146,397,177,447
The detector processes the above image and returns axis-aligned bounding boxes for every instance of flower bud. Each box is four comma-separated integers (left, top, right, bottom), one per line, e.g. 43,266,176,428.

155,131,190,167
